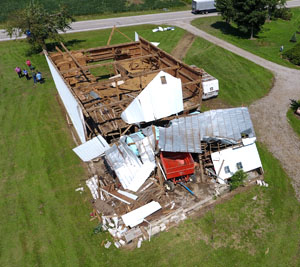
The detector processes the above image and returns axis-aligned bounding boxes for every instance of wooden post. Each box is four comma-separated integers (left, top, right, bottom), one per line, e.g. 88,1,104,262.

198,154,204,183
156,157,164,190
107,26,116,46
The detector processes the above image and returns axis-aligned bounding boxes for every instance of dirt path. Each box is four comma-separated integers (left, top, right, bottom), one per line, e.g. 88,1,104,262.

171,32,196,60
172,21,300,200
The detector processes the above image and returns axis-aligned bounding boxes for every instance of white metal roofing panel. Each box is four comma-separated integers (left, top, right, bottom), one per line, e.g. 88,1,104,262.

121,71,183,124
105,138,155,192
121,201,162,228
73,135,110,162
211,142,262,180
45,55,86,143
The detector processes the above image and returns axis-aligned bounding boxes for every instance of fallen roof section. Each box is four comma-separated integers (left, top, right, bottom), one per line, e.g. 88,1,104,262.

158,107,255,153
121,71,183,124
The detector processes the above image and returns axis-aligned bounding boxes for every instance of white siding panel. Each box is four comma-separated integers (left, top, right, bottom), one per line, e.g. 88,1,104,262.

73,135,110,162
211,142,263,180
45,55,86,143
121,201,162,228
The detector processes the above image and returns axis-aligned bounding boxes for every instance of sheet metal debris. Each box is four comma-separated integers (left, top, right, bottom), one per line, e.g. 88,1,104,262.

158,108,255,153
105,137,156,192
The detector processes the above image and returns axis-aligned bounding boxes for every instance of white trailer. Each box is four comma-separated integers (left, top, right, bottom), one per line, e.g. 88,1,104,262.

190,65,219,100
192,0,216,14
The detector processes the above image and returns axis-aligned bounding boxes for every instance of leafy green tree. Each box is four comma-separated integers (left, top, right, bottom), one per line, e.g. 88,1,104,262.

233,0,269,39
5,1,74,51
215,0,235,24
267,0,286,19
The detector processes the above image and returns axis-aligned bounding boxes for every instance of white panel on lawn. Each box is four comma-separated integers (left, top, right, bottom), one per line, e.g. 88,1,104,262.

121,201,162,228
121,71,183,124
73,135,110,162
45,55,86,143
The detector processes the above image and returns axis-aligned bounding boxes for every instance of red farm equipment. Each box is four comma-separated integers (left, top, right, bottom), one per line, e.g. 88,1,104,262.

160,152,196,192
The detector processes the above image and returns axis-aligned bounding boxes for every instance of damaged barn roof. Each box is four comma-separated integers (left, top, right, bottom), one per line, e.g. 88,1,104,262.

158,107,255,153
46,35,204,141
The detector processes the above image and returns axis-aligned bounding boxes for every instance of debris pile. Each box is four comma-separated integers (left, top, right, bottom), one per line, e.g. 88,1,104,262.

45,28,266,249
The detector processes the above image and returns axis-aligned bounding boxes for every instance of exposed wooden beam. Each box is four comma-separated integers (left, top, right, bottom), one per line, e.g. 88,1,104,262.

61,53,158,74
60,42,90,82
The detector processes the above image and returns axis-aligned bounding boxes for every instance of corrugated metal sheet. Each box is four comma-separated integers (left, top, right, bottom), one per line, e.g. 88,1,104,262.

73,135,110,162
158,108,255,153
105,137,155,192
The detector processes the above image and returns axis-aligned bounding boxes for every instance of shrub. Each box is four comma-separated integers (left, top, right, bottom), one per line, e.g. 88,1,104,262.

283,43,300,65
229,170,247,191
290,99,300,112
274,7,292,21
290,33,297,43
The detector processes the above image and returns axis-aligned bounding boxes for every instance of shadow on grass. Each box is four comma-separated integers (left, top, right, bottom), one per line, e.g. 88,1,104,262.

211,21,250,39
46,39,86,51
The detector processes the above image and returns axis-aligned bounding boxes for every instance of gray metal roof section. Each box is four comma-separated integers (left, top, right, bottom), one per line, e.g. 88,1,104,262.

158,107,255,153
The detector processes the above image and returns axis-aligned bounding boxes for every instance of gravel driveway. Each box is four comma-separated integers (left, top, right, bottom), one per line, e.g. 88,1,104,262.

173,21,300,199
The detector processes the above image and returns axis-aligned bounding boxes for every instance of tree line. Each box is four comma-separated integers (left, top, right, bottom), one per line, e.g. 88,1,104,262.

215,0,291,39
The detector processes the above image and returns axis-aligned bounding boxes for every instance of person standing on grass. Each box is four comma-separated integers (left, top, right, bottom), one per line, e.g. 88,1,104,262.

26,59,34,70
32,72,37,84
15,67,22,78
36,71,42,83
23,69,30,80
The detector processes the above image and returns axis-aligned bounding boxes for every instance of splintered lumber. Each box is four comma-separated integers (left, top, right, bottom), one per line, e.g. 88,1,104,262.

124,227,143,243
100,188,133,205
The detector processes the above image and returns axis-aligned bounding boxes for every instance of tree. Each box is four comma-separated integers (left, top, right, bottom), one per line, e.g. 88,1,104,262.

215,0,235,24
233,0,269,39
5,1,74,51
267,0,286,19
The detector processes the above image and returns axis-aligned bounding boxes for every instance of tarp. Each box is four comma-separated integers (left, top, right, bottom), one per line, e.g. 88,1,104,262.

121,71,183,124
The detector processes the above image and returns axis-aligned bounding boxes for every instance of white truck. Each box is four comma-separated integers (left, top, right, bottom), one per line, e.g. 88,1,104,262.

190,65,219,100
192,0,216,14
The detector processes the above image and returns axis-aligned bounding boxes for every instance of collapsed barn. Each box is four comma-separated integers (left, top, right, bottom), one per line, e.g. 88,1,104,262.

45,29,263,248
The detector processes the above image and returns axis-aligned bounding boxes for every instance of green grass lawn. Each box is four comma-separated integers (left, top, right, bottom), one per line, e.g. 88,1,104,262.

0,25,299,267
184,37,273,106
287,108,300,137
191,7,300,69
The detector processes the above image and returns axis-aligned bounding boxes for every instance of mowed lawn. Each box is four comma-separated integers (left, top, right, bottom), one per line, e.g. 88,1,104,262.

192,7,300,69
0,25,300,267
184,37,273,106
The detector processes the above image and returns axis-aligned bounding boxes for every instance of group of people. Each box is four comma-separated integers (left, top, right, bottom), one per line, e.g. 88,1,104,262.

15,60,43,84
